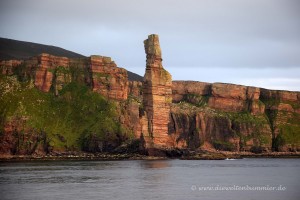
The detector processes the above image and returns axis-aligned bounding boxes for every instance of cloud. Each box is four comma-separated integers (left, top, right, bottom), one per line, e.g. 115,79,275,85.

0,0,299,90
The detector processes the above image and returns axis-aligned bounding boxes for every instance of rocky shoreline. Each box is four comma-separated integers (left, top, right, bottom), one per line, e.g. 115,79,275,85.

1,151,300,162
182,151,300,160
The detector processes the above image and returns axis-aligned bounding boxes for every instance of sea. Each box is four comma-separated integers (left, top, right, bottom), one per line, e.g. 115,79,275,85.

0,158,299,200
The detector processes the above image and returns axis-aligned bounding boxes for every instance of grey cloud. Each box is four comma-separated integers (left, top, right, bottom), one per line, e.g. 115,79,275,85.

0,0,299,90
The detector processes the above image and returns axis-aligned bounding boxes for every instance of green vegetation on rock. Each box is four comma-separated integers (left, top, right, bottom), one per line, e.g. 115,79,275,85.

212,140,235,151
261,97,300,151
0,75,129,153
277,124,300,150
183,94,209,107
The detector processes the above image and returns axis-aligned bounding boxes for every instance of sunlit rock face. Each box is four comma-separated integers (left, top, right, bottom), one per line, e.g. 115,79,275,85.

169,80,300,152
1,53,128,100
141,34,173,150
89,55,128,101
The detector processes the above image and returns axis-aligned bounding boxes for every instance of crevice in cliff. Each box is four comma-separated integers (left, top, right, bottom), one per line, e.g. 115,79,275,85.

265,109,278,151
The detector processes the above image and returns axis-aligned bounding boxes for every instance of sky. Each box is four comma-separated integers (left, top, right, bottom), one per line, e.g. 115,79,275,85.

1,0,300,91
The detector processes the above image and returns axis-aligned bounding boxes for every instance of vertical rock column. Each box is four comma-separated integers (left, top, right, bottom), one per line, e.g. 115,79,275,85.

142,34,172,149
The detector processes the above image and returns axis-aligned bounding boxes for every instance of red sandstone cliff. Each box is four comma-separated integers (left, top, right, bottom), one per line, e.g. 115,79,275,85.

170,81,300,152
1,53,128,100
1,35,299,156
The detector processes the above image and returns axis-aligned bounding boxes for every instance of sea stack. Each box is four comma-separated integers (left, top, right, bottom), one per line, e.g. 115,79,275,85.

142,34,172,152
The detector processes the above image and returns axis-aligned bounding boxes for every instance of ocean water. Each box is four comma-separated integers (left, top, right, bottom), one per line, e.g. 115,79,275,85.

0,158,299,200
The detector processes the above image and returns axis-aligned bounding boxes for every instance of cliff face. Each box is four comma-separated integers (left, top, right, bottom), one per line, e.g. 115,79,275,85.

170,81,300,152
1,53,128,100
0,53,129,156
1,35,299,156
0,60,22,75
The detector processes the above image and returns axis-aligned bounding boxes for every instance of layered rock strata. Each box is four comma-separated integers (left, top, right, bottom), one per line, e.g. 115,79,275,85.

1,53,128,100
141,34,172,150
170,81,300,152
0,60,22,75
